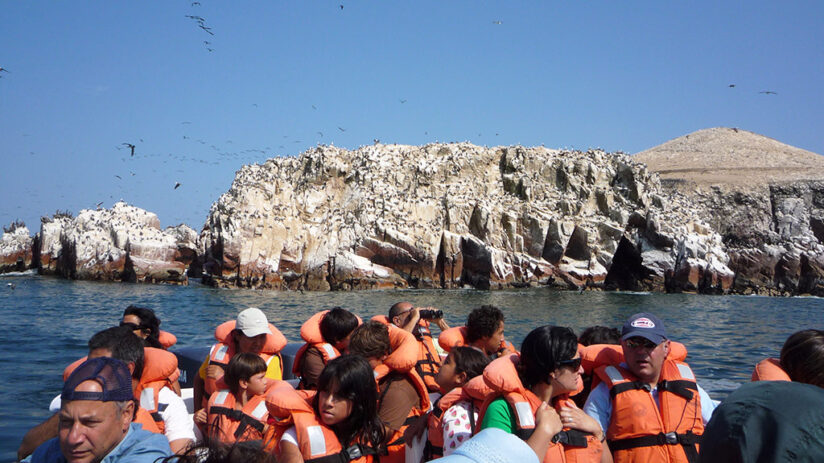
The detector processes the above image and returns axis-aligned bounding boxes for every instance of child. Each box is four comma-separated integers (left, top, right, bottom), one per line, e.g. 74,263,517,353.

268,354,386,463
427,346,491,458
196,352,271,444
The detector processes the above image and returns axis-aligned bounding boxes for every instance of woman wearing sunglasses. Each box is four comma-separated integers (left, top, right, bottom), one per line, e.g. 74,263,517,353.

121,305,177,349
477,325,604,463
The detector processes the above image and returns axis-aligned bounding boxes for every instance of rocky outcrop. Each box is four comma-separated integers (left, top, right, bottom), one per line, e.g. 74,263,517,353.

165,224,202,277
636,128,824,296
0,223,34,273
200,143,732,291
37,202,188,284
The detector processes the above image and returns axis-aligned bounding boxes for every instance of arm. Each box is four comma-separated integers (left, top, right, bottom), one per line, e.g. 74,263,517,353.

582,382,611,436
400,307,421,332
158,387,195,454
441,401,474,456
558,400,604,442
17,413,59,460
193,356,209,412
278,427,304,463
479,397,516,433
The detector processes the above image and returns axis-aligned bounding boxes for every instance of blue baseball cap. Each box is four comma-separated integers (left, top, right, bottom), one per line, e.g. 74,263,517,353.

62,357,134,402
621,312,668,345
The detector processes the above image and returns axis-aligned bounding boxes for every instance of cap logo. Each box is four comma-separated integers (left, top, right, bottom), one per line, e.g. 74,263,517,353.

631,318,655,328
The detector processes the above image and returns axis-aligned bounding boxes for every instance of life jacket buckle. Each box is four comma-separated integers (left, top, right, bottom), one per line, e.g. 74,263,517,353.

664,432,678,445
346,444,363,460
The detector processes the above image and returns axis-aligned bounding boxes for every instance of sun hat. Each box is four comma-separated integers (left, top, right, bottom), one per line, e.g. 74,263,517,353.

236,307,270,337
62,357,134,402
428,428,539,463
621,312,668,345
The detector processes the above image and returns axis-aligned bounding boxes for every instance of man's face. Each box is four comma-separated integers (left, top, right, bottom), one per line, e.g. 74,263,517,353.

622,337,669,383
391,303,414,329
483,321,505,355
236,332,267,353
59,380,132,463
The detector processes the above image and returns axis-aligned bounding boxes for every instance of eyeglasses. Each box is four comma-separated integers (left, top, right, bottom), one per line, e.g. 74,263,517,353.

120,321,145,331
558,357,582,370
624,338,658,350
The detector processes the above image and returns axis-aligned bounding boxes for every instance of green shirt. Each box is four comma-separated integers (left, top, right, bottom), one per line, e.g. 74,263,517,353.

480,397,518,433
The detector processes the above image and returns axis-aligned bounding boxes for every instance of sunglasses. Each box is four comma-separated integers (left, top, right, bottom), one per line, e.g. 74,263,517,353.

558,357,582,370
624,338,659,350
120,321,147,331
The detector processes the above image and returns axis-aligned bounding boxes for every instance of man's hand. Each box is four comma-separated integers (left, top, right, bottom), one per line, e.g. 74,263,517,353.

206,365,224,380
194,409,208,425
399,307,421,333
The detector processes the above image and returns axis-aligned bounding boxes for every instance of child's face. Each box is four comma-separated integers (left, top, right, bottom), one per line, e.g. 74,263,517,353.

435,353,462,394
318,384,353,426
245,371,268,396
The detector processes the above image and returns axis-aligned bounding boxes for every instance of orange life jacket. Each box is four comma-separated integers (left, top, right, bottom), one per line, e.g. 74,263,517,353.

750,357,792,382
425,375,491,460
158,330,177,349
292,311,349,389
374,323,432,463
594,360,703,463
264,381,380,463
477,354,602,463
372,315,442,392
206,389,270,444
205,320,287,396
437,326,517,357
580,342,688,391
63,347,178,435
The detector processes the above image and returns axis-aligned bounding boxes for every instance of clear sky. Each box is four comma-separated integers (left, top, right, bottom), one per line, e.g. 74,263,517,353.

1,1,822,232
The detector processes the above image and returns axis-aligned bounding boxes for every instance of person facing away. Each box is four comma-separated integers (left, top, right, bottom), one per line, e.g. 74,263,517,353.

388,301,450,392
269,354,386,463
348,320,429,463
573,326,621,408
293,307,359,390
426,346,490,458
479,325,603,463
197,352,272,444
194,307,287,412
24,357,172,463
583,312,717,463
18,326,194,459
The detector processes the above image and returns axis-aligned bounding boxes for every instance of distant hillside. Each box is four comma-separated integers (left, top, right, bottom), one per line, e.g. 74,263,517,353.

634,127,824,187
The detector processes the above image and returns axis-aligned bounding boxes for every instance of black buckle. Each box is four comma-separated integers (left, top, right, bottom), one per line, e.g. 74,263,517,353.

346,445,363,460
664,432,678,445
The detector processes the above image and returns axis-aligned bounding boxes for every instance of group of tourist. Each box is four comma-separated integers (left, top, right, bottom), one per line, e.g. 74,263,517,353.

17,303,824,463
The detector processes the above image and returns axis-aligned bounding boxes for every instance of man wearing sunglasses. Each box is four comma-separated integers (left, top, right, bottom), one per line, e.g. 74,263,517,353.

583,313,716,463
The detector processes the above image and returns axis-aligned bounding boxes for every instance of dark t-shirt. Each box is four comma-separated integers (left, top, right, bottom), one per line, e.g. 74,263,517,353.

298,346,326,390
378,373,421,431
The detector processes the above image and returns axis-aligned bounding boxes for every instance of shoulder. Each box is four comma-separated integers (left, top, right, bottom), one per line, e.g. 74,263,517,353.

27,438,63,463
113,425,172,461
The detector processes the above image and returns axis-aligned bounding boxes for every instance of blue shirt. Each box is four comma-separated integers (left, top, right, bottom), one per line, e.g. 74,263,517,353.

583,362,718,434
25,423,172,463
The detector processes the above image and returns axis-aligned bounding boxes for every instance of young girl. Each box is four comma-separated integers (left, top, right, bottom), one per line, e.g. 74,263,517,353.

270,355,386,463
426,346,491,458
197,352,271,444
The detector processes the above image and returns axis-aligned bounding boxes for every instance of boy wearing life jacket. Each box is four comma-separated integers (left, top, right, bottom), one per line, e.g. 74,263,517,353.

438,305,516,359
194,307,287,412
387,302,450,393
292,307,360,390
197,352,272,444
583,313,716,463
349,321,430,463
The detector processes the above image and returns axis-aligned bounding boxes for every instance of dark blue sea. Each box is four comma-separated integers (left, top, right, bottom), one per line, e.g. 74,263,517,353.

1,273,822,461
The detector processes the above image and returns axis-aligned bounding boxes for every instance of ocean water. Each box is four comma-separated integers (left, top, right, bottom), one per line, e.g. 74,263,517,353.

1,274,822,461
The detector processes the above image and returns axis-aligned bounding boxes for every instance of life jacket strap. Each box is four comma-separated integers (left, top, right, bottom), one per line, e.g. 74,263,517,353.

657,379,697,401
608,431,701,463
304,443,379,463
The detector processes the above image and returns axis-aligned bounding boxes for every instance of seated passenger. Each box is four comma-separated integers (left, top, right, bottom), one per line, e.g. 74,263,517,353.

438,305,515,359
197,352,272,444
386,302,450,393
122,304,177,349
349,321,430,463
752,328,824,386
194,307,287,412
479,325,603,463
426,346,490,459
292,307,359,390
267,355,386,463
574,325,620,407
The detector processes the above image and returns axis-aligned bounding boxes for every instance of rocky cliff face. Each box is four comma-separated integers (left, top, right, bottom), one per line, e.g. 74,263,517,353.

636,128,824,296
0,223,34,273
200,143,732,292
36,202,192,284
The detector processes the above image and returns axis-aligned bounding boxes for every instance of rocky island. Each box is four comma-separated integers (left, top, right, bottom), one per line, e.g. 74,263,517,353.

2,128,823,296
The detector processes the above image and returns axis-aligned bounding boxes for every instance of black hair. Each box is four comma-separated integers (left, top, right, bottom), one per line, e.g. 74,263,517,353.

348,321,391,360
518,325,578,390
388,302,413,319
160,439,277,463
578,326,621,346
123,305,163,349
449,346,490,379
466,305,504,343
319,307,359,346
224,352,267,395
88,326,145,380
313,355,385,450
781,329,824,388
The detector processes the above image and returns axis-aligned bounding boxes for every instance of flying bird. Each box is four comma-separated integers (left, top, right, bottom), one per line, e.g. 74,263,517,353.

122,143,135,156
96,201,104,208
311,104,317,110
492,20,502,24
114,175,122,179
199,25,214,35
338,126,346,132
759,90,777,95
728,84,735,88
0,67,8,73
185,15,205,22
399,99,407,104
174,182,181,189
206,48,214,52
317,131,324,137
340,4,344,9
192,1,201,5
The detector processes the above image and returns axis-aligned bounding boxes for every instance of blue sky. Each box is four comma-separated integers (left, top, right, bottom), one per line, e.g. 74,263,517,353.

1,1,822,232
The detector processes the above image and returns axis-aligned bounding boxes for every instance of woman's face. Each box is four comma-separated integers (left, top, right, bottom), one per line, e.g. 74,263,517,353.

121,315,148,339
236,332,267,353
551,353,584,396
318,383,353,426
435,353,462,394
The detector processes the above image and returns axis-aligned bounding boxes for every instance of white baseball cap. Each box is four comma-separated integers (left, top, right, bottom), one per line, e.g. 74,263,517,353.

236,307,269,337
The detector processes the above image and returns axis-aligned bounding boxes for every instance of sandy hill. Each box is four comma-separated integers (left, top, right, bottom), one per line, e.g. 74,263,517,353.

634,127,824,187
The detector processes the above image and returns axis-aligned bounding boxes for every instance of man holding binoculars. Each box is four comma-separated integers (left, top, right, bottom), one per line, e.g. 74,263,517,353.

389,302,450,393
